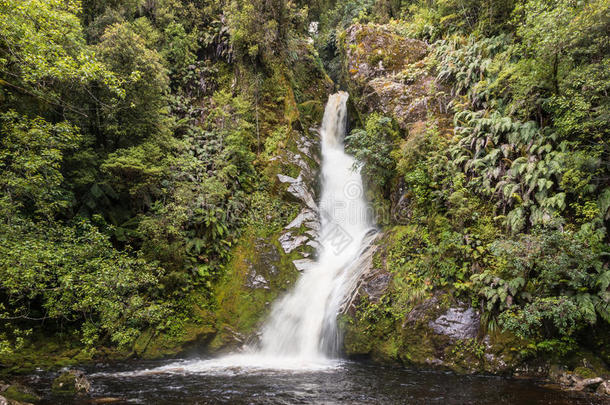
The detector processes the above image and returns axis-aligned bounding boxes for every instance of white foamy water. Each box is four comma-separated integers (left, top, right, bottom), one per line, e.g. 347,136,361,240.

105,92,376,377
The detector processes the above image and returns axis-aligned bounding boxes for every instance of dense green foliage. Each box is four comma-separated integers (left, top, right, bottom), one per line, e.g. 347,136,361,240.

0,0,316,358
0,0,608,372
335,0,609,358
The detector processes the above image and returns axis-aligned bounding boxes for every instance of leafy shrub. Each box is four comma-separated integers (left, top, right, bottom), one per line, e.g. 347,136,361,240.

345,113,398,190
0,219,171,349
472,229,609,339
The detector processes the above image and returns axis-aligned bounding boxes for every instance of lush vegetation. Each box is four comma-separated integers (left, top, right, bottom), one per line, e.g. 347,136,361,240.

0,0,322,362
0,0,608,375
333,0,609,361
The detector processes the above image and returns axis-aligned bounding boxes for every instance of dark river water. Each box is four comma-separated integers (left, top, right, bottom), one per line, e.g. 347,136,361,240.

30,358,605,405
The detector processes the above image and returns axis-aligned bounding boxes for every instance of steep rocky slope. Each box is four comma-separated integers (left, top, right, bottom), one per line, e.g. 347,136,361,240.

335,22,610,395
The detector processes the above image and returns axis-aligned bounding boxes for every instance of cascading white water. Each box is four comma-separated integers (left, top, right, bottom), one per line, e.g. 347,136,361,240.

115,92,375,375
258,91,375,360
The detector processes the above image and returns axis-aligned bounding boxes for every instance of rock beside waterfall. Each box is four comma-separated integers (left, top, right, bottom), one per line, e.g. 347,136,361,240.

277,173,318,211
210,64,324,351
292,258,316,272
428,307,480,340
344,24,427,85
278,232,310,254
284,208,318,230
341,231,519,375
342,24,449,131
246,271,269,290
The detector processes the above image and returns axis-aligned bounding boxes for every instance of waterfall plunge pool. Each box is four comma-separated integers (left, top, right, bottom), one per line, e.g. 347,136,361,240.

31,358,603,404
28,93,603,404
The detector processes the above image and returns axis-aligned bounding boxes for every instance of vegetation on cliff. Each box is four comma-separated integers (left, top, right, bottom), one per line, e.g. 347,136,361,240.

0,0,608,383
0,0,328,369
329,0,610,375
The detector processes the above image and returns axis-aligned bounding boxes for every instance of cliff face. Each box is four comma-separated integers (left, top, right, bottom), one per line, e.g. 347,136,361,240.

208,41,334,351
335,22,610,391
342,24,441,130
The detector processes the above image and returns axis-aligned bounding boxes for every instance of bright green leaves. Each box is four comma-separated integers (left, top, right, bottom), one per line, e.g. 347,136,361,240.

0,218,169,348
435,34,510,108
96,21,169,145
0,111,81,219
345,112,398,190
225,0,308,62
435,1,609,233
472,229,608,340
0,0,122,100
450,108,568,232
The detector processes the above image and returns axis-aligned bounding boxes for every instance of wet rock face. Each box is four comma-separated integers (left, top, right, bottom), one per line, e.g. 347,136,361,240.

278,231,310,254
275,129,322,274
360,270,391,302
343,23,450,130
244,238,282,290
344,24,427,84
277,173,318,211
428,306,480,340
338,234,383,314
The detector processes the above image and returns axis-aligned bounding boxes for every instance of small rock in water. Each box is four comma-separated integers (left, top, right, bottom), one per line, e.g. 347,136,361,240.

51,370,91,396
90,398,124,404
596,380,610,396
2,383,40,404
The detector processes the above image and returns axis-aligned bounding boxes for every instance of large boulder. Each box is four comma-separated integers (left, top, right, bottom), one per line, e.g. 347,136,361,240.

428,306,480,340
342,23,449,130
343,24,427,86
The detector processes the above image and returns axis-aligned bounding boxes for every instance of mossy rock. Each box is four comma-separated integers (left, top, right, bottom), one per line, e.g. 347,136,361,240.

3,383,40,403
573,366,599,379
211,228,302,350
51,370,90,396
134,321,216,360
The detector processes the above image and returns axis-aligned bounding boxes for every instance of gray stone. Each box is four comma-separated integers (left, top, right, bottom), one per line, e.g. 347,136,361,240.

278,232,309,254
277,173,317,211
425,358,445,367
596,380,610,396
52,370,91,396
297,135,319,164
246,270,269,290
364,272,390,300
293,258,316,272
403,294,440,326
306,240,321,250
285,208,318,230
428,306,480,340
285,151,315,180
571,377,603,391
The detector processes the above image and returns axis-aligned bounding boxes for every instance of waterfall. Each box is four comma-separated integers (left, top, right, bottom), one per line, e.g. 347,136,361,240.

258,91,375,359
134,92,375,374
